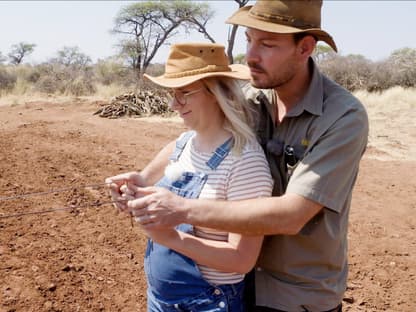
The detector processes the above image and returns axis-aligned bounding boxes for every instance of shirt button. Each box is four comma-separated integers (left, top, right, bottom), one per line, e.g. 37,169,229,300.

218,301,225,308
214,288,221,295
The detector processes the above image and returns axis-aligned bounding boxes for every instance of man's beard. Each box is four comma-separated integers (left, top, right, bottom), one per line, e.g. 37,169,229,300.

248,62,296,90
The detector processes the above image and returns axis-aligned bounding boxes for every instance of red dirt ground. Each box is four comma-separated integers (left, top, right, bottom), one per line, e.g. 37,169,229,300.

0,100,415,312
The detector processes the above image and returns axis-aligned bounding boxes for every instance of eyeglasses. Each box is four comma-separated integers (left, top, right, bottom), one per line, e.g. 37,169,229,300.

167,87,205,106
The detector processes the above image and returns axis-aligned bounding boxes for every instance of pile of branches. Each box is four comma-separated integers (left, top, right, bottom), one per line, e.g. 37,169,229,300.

94,89,172,119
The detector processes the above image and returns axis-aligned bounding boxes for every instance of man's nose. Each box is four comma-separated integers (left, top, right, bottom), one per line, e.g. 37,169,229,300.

245,43,259,64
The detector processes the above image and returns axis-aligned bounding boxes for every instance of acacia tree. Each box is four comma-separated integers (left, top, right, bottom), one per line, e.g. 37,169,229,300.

313,44,335,63
116,39,143,71
180,2,215,43
8,42,36,65
52,46,92,68
227,0,250,64
112,0,215,79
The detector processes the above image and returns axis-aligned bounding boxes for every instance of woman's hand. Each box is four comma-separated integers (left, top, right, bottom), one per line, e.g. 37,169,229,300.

127,186,188,230
139,224,178,245
105,171,146,212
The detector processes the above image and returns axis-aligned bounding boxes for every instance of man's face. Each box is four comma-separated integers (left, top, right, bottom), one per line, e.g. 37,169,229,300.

245,28,301,90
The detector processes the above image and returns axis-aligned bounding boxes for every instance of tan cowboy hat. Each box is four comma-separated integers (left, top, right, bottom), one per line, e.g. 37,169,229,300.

144,42,250,88
226,0,337,52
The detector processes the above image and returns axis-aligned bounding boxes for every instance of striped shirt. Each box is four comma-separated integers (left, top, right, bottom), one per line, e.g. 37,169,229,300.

175,133,273,285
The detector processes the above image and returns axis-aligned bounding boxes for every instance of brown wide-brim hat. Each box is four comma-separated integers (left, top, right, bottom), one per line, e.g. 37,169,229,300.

226,0,337,52
144,42,250,89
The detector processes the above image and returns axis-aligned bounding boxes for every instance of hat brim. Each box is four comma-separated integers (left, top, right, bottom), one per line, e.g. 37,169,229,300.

144,64,251,89
226,6,338,52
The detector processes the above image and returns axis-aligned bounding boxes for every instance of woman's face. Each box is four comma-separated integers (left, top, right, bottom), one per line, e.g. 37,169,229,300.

169,81,223,131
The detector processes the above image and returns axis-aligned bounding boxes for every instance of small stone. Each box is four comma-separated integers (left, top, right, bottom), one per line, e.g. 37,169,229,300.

48,283,57,291
343,296,354,304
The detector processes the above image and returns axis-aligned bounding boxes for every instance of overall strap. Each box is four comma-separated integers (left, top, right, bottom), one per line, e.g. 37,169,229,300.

206,137,234,170
169,131,195,161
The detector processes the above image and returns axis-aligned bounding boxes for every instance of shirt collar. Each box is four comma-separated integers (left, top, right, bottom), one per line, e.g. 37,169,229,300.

286,58,324,118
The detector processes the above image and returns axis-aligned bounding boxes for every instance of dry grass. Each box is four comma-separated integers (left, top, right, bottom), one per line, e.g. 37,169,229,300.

0,83,132,107
355,87,416,161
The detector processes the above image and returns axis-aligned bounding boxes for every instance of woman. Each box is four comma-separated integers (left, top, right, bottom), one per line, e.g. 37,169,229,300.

107,42,273,311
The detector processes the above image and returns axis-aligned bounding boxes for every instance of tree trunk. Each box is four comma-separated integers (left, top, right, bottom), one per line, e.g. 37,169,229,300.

227,25,239,64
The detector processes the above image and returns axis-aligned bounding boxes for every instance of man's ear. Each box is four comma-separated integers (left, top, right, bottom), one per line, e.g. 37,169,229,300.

298,35,316,58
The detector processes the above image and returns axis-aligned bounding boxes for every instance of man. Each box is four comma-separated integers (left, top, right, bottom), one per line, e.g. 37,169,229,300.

107,1,368,311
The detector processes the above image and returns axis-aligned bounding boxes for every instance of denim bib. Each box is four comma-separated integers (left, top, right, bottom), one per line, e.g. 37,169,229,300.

145,131,234,303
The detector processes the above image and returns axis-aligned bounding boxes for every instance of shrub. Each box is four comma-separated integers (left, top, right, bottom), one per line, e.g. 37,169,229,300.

65,76,96,96
365,61,395,92
319,54,373,92
33,64,66,94
387,48,416,88
35,75,64,94
94,58,132,86
0,66,17,92
145,63,165,77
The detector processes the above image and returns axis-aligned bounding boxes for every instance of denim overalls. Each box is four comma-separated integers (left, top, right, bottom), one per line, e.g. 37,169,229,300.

145,131,245,312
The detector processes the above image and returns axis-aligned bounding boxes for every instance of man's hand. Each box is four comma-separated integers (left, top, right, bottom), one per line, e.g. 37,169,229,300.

105,171,146,211
127,186,187,230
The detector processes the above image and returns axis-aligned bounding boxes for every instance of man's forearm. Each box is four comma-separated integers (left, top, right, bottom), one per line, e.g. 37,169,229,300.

184,193,323,236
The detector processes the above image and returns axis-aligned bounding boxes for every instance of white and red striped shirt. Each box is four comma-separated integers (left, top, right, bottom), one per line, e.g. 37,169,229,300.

176,133,273,285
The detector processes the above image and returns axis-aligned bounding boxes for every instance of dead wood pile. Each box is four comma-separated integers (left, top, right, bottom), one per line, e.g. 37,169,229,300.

93,89,172,119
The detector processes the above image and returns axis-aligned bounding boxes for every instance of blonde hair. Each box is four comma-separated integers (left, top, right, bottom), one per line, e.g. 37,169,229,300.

202,77,257,155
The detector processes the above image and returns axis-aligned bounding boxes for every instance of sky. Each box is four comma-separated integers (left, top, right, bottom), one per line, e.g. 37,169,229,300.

0,1,415,65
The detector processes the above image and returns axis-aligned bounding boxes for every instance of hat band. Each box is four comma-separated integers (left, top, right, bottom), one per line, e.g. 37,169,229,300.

164,65,231,79
249,10,318,29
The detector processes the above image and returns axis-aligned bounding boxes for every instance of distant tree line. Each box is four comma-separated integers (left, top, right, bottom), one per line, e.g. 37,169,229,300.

1,43,415,97
313,45,416,92
0,1,415,96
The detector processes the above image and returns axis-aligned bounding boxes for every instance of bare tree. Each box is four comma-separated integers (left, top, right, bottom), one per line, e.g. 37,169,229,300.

227,0,250,64
112,0,215,79
8,42,36,65
387,47,416,88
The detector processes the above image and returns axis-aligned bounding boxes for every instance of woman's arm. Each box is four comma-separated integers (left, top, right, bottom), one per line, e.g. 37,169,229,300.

144,227,263,274
141,146,273,273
